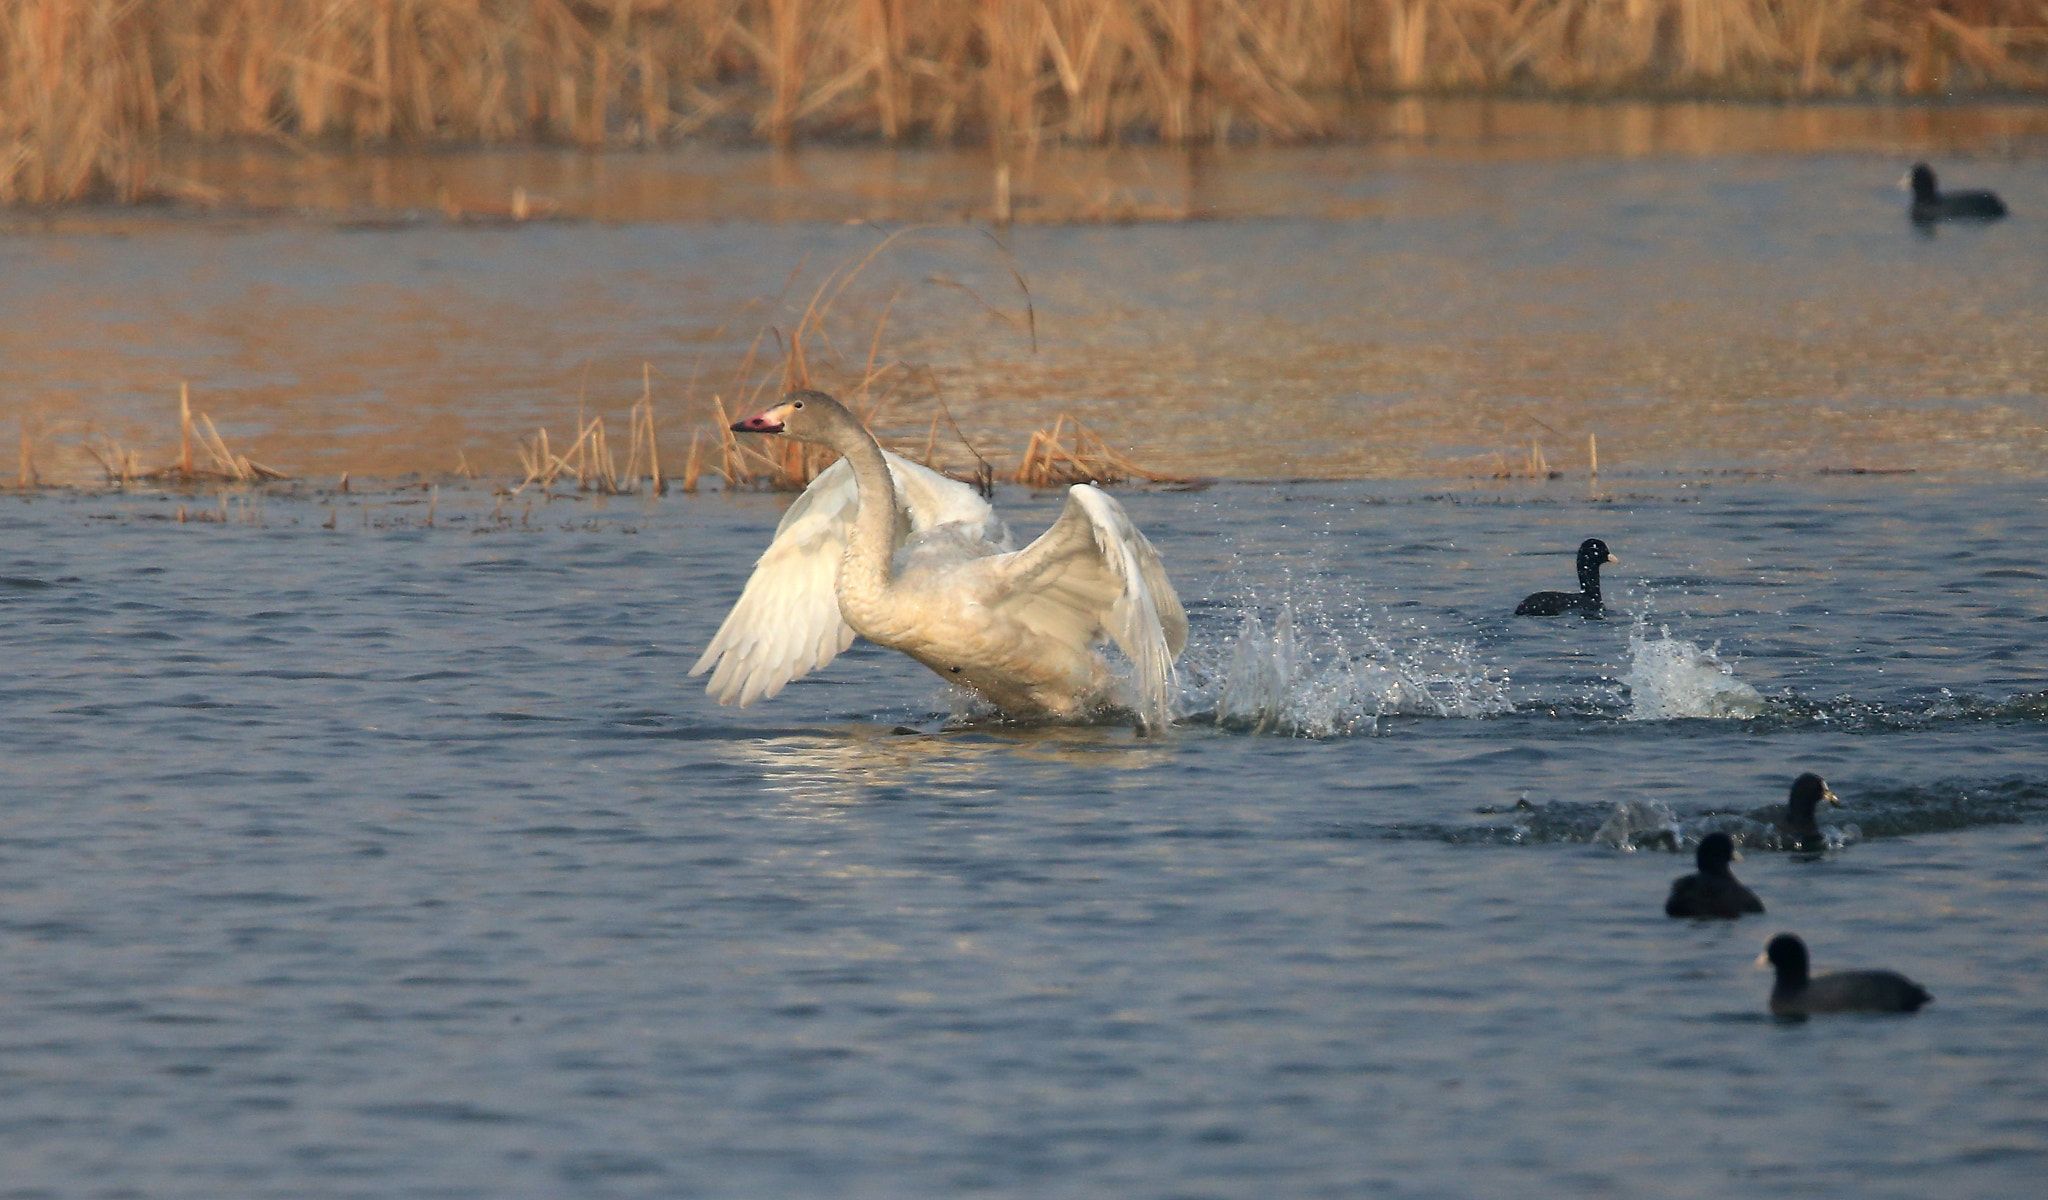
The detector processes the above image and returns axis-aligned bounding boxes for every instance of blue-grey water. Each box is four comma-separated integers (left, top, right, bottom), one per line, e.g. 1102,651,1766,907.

4,100,2048,1196
3,471,2045,1198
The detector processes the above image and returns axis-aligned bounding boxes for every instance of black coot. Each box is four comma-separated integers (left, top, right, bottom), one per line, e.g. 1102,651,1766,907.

1747,773,1839,851
1665,832,1764,918
1515,538,1614,617
1906,163,2007,223
1760,933,1932,1017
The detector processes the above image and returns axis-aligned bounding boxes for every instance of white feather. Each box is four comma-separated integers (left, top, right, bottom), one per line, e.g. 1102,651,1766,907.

689,451,1008,706
991,485,1187,730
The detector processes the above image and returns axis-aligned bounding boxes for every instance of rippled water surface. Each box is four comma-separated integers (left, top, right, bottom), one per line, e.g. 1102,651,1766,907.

5,102,2048,1197
3,471,2046,1198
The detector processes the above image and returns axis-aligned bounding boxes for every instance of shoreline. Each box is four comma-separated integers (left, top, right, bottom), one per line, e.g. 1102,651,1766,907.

5,96,2046,229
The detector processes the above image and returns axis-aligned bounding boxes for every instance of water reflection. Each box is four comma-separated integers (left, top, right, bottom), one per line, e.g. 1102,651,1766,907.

4,99,2045,486
732,721,1178,812
130,98,2048,224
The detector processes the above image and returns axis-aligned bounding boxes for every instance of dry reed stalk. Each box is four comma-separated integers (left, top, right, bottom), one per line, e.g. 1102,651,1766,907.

1487,438,1564,481
81,429,143,485
110,386,290,484
1012,413,1183,489
682,428,703,493
624,364,664,494
514,388,682,496
179,382,193,476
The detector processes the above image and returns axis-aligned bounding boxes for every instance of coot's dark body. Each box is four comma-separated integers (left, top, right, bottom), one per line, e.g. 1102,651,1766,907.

1665,833,1764,919
1908,163,2007,224
1516,538,1615,617
1746,773,1840,851
1762,934,1932,1018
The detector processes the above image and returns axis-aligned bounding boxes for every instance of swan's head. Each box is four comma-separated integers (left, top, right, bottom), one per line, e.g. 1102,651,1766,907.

730,389,850,446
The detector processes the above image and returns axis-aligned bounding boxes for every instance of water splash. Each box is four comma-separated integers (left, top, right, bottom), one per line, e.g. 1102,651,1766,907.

1592,799,1686,851
1187,600,1512,737
1621,617,1764,720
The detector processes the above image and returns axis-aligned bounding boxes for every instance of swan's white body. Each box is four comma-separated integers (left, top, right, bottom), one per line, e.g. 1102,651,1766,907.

690,392,1187,729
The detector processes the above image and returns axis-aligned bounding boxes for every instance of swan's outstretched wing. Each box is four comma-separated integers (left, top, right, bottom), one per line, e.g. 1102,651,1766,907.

690,451,1003,706
992,485,1187,729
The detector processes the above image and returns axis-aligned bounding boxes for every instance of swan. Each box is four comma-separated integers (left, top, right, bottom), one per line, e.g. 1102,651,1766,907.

690,389,1188,730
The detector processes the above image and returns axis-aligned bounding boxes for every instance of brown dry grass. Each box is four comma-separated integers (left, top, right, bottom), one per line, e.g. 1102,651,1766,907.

7,2,2048,204
512,371,664,496
75,383,288,485
9,383,287,488
1014,413,1187,489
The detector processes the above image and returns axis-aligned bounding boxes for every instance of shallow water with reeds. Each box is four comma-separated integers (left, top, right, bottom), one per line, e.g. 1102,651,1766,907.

4,105,2048,1197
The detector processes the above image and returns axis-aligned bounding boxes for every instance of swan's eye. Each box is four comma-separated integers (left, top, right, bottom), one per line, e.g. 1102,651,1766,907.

792,400,804,409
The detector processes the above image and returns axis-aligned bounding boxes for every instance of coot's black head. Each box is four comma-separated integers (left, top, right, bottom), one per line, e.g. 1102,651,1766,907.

1763,933,1810,986
1574,539,1615,592
1787,773,1840,823
1909,163,1938,202
1695,831,1739,874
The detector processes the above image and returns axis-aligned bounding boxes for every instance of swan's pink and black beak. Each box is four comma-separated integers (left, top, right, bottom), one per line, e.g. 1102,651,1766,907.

730,406,786,434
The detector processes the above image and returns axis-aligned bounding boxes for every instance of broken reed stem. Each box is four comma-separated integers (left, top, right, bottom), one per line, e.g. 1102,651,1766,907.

641,366,663,493
1013,412,1182,489
513,395,677,498
179,383,193,477
197,412,247,480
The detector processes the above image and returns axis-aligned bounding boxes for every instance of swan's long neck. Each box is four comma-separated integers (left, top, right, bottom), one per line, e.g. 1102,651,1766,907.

832,418,901,604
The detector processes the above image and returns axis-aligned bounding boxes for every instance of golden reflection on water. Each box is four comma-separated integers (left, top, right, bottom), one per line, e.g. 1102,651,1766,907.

4,99,2046,485
127,98,2048,224
736,723,1179,815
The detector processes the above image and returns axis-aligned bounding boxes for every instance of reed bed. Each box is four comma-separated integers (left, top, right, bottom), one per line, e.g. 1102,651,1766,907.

1489,439,1561,480
63,384,289,486
7,1,2048,204
1014,413,1186,489
512,380,664,496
